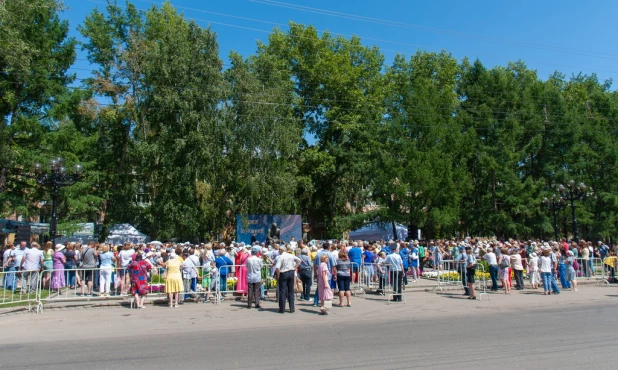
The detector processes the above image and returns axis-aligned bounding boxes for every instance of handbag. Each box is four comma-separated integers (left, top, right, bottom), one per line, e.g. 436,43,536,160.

294,276,303,293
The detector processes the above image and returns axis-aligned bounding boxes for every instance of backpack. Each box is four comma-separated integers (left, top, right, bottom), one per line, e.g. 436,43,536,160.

600,245,609,256
572,259,579,270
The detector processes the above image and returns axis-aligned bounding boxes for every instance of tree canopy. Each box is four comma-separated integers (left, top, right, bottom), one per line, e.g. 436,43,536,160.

2,0,618,242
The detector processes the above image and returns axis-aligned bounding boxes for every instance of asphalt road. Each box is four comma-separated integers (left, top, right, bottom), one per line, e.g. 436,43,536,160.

2,288,618,369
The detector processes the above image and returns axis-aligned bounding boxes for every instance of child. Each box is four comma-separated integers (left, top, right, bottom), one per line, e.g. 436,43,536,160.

209,261,222,302
201,260,213,303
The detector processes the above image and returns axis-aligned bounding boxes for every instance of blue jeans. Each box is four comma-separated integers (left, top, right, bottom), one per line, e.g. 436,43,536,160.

541,272,552,292
219,274,227,295
66,269,76,287
558,264,571,289
185,277,197,299
550,273,561,293
3,267,17,291
489,265,499,290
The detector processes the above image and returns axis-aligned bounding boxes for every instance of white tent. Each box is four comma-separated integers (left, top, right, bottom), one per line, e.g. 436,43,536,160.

105,224,149,245
348,222,408,242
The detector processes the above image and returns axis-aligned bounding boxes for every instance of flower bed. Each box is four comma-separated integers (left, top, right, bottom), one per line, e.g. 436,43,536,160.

226,277,238,290
148,284,166,293
421,270,491,281
421,271,457,279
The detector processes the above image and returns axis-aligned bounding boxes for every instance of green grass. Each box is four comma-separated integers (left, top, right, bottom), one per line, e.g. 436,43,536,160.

0,288,49,309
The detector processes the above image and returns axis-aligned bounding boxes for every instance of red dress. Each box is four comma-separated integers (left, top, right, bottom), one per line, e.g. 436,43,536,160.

129,260,151,296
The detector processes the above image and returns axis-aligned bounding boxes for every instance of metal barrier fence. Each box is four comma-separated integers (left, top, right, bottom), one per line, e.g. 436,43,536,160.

432,259,464,293
350,262,365,297
360,262,379,291
573,257,608,286
38,263,217,307
0,269,43,313
383,264,406,304
7,253,612,313
356,262,405,303
475,262,489,301
217,263,277,304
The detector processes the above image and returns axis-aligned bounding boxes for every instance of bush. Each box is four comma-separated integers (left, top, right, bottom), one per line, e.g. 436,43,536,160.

150,274,165,284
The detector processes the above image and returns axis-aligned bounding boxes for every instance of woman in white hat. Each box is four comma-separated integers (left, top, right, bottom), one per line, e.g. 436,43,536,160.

50,244,67,294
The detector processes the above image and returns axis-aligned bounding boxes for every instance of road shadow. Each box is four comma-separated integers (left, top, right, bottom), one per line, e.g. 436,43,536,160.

441,295,470,300
229,303,251,309
298,308,321,315
256,307,285,314
362,295,390,303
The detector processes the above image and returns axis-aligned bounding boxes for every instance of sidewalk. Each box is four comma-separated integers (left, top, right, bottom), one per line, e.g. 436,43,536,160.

2,284,618,348
2,275,613,315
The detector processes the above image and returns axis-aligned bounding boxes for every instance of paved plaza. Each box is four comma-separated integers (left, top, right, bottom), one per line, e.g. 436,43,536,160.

1,285,617,369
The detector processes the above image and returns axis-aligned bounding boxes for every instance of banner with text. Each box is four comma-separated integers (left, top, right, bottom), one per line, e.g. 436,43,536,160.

236,215,302,245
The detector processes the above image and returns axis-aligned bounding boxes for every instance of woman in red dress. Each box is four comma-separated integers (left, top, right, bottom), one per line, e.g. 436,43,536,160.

128,253,152,309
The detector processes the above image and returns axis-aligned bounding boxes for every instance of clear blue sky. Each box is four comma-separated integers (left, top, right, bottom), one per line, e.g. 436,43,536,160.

64,0,618,85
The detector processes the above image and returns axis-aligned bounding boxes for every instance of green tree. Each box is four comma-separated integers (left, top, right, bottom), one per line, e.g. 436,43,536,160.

0,0,76,218
261,23,385,236
377,51,470,239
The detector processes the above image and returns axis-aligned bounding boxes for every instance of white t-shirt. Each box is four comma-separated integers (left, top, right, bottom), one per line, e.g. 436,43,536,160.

539,256,552,273
484,252,497,265
22,248,43,270
119,249,135,267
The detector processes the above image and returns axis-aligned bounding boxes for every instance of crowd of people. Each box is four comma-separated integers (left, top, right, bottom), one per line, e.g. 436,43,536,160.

1,236,615,312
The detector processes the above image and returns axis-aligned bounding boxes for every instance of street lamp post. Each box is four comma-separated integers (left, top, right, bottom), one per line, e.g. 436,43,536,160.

557,180,587,242
32,157,83,246
543,194,565,241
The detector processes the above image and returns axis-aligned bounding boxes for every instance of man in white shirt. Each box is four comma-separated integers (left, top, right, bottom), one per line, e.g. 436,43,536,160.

274,245,300,313
384,247,404,302
246,246,263,309
483,247,499,291
456,246,470,296
21,242,43,293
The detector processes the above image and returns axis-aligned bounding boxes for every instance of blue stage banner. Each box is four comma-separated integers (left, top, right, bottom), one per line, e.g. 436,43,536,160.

236,215,302,245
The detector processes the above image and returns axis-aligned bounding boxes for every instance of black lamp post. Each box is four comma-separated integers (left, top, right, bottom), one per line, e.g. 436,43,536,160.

32,157,83,246
543,194,565,241
557,180,587,242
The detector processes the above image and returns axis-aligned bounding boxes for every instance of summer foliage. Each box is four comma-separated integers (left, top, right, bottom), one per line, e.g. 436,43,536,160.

2,0,618,241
